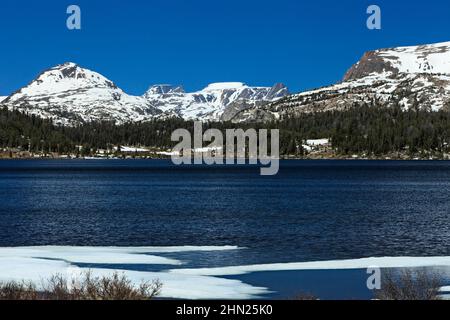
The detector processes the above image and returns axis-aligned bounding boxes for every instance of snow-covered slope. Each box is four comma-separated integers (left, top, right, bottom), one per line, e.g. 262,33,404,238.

2,63,288,124
0,96,6,103
144,82,288,121
344,41,450,80
2,63,160,125
234,41,450,122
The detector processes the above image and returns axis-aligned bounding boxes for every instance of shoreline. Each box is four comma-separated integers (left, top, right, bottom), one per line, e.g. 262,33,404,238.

1,156,450,161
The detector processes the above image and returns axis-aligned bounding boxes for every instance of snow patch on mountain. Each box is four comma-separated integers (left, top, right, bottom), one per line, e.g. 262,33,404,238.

344,41,450,81
379,42,450,74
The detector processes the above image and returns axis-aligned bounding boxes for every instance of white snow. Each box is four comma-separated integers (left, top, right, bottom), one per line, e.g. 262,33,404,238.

144,81,288,121
3,62,288,125
156,151,179,156
306,139,329,146
193,146,223,153
0,246,240,266
0,246,268,299
0,247,449,299
0,96,6,103
203,82,246,91
0,246,176,265
169,256,450,276
4,62,156,125
377,41,450,75
116,146,150,152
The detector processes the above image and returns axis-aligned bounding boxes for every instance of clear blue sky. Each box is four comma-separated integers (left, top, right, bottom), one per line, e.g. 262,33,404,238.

1,0,450,96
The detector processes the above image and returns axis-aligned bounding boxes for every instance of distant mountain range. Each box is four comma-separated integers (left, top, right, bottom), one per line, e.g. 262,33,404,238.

2,41,450,125
0,62,288,125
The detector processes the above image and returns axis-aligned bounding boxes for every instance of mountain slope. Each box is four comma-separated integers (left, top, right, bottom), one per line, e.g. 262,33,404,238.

344,41,450,80
233,41,450,122
2,63,160,125
1,63,288,125
144,82,288,121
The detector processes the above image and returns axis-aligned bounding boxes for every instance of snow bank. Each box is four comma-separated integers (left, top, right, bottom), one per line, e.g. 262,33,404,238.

1,247,449,299
0,245,267,299
0,257,267,299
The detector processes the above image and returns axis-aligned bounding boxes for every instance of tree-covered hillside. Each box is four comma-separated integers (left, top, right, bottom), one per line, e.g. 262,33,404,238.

1,104,450,158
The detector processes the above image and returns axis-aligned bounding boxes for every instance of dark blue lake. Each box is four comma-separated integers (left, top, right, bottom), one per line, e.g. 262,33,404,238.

1,159,450,299
1,160,450,262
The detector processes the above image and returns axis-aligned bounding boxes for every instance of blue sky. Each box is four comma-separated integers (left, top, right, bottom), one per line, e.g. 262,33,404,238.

0,0,449,96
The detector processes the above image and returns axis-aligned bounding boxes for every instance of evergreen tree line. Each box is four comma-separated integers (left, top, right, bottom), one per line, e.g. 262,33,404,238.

1,104,450,156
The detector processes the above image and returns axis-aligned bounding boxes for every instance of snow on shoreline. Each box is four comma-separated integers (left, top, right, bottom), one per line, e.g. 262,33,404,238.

0,246,449,299
0,245,268,299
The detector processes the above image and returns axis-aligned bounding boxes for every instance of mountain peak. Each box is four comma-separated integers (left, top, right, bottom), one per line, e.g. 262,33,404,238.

145,84,185,96
57,62,78,68
344,41,450,81
2,62,288,124
29,62,118,90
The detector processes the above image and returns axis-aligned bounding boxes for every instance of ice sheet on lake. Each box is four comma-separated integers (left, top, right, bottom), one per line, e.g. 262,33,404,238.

0,245,239,265
169,256,450,276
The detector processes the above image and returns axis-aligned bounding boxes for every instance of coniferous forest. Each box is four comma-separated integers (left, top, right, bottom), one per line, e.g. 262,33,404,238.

1,104,450,158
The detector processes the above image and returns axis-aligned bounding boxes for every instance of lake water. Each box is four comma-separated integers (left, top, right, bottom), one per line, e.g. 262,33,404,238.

0,160,449,299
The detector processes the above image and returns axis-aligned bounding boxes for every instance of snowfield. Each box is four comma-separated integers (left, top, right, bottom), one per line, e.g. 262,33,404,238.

377,41,450,75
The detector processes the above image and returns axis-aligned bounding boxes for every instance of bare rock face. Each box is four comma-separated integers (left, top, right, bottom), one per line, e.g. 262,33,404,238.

343,51,399,81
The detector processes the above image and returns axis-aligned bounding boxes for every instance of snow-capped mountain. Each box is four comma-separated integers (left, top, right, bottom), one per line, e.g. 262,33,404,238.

6,41,448,125
0,96,6,103
144,82,288,121
233,41,450,122
344,41,450,80
1,62,288,125
2,63,160,125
